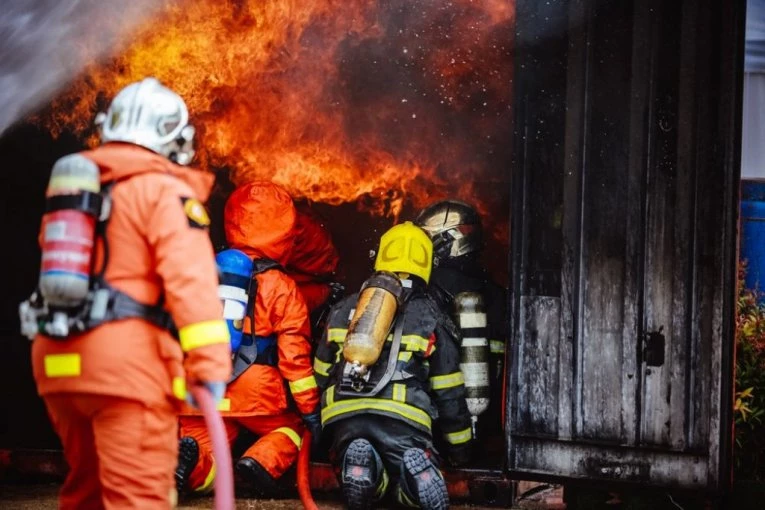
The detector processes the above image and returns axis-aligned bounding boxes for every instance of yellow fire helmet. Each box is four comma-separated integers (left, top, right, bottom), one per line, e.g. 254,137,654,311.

374,221,434,284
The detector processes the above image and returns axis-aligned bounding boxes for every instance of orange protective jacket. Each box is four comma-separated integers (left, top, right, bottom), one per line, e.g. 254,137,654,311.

212,182,319,417
32,143,232,406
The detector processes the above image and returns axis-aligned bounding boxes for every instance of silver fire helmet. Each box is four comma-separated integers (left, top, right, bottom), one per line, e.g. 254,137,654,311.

414,199,483,263
95,77,195,165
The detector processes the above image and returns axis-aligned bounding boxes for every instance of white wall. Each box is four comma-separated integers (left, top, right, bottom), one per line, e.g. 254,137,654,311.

742,0,765,179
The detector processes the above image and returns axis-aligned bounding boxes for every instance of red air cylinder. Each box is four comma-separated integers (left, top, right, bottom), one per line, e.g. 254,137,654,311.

39,154,101,308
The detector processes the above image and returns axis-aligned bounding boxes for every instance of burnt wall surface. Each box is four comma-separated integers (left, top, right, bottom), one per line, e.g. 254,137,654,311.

507,0,743,490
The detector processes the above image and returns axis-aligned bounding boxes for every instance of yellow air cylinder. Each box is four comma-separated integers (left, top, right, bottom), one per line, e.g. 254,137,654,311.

343,271,404,373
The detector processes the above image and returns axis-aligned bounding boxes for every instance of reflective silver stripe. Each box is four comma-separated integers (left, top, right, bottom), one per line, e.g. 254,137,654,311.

460,362,490,388
458,312,487,328
461,337,488,347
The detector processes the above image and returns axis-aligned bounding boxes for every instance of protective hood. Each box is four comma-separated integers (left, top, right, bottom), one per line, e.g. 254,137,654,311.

224,181,296,265
287,204,340,280
82,142,214,201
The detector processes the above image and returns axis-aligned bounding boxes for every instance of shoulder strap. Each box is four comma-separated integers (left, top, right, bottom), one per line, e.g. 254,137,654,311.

245,257,283,348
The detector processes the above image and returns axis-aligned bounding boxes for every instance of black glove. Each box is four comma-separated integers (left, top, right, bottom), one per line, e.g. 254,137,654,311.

302,410,323,450
447,442,473,467
328,282,346,305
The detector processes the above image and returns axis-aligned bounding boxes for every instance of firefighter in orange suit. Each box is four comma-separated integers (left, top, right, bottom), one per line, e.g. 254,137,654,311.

176,181,321,497
23,78,232,509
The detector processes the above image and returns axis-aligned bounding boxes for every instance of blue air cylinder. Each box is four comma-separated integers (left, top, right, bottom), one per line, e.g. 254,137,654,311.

215,249,253,353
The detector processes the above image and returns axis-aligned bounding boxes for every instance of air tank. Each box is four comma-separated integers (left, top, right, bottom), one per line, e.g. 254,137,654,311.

343,271,404,376
454,291,491,433
215,248,254,353
39,154,101,308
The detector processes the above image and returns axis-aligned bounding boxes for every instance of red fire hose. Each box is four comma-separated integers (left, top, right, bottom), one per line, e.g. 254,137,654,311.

189,386,235,510
297,431,319,510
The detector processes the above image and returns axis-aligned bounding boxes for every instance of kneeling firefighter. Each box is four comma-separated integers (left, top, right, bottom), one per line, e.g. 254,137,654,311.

20,78,232,509
314,222,474,510
176,182,321,497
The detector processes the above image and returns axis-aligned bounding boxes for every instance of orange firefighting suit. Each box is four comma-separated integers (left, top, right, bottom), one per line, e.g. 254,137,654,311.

31,143,232,510
179,181,319,492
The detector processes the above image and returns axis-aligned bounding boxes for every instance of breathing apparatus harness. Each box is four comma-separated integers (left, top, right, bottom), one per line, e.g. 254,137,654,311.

20,178,175,340
336,283,420,398
228,258,281,382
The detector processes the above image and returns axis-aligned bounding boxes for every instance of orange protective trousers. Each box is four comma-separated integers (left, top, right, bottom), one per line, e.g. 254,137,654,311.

179,413,303,491
44,394,177,510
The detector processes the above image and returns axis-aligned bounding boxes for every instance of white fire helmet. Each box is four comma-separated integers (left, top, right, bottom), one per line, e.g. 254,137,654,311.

95,77,195,165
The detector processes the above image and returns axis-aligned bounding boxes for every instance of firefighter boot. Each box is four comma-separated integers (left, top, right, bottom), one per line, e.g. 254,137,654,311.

341,438,388,510
236,456,286,498
396,448,449,510
175,437,199,494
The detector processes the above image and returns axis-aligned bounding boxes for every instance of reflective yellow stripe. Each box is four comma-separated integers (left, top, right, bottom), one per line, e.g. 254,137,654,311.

400,335,430,352
392,383,407,402
445,427,473,445
328,328,347,343
327,385,335,406
335,349,343,363
195,461,216,493
179,320,230,352
397,485,418,507
322,397,431,430
172,377,187,400
430,371,464,390
377,468,389,498
274,427,302,448
490,340,505,354
397,351,413,362
44,354,81,378
289,375,318,394
330,329,430,351
313,358,332,377
217,398,231,412
48,176,99,192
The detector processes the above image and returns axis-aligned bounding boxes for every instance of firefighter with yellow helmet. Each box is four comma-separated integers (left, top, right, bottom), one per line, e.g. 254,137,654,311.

314,221,473,510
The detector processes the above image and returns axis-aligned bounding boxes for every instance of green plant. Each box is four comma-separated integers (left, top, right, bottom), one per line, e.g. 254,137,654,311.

735,263,765,481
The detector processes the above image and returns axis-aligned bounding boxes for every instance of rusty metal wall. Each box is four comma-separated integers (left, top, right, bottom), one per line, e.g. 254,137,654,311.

507,0,743,490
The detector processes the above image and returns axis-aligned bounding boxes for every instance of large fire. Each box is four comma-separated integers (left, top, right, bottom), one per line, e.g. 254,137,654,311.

40,0,514,237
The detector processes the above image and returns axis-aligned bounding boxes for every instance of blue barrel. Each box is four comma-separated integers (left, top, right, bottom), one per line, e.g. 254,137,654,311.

741,179,765,300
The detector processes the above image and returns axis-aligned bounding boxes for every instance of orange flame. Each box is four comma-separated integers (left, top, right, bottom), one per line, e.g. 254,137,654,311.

40,0,514,232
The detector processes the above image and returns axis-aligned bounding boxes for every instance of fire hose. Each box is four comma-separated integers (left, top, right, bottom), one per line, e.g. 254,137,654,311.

189,385,235,510
189,386,318,509
297,430,319,510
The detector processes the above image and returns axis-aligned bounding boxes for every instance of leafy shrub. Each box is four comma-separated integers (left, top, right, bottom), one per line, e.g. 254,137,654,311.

735,263,765,481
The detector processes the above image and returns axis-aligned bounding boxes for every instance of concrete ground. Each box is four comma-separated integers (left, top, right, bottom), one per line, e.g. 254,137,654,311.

0,482,567,509
0,483,534,509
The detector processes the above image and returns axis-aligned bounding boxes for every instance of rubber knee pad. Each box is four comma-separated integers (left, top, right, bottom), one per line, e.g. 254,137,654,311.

235,456,286,498
175,437,199,494
397,448,449,510
341,438,388,510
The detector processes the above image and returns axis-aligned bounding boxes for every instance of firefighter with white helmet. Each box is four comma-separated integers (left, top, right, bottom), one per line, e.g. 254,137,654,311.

415,200,507,442
314,221,473,510
22,77,231,509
